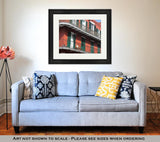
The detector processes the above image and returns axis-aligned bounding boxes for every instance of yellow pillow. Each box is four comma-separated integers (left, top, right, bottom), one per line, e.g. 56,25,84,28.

95,76,123,100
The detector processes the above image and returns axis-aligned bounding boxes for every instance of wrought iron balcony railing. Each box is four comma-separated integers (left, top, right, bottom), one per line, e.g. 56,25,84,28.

59,20,101,39
59,39,101,53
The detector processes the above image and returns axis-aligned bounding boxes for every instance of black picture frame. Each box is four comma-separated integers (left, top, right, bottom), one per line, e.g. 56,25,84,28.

49,9,111,64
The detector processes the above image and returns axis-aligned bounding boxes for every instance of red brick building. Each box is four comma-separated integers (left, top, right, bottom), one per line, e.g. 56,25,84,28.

59,20,101,53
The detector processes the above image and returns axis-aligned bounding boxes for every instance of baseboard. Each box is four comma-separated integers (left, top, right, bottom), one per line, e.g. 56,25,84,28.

0,99,11,116
0,103,5,116
0,98,5,105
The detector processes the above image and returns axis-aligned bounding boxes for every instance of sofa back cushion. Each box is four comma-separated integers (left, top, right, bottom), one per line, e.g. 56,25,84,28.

55,72,78,96
34,71,78,96
78,71,123,96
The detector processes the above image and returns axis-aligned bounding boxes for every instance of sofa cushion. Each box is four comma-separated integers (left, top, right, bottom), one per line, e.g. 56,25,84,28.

34,71,78,96
79,96,138,112
20,96,79,112
79,71,123,96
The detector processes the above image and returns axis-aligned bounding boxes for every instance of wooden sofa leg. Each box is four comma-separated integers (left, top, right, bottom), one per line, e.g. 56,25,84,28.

14,126,19,133
138,127,144,133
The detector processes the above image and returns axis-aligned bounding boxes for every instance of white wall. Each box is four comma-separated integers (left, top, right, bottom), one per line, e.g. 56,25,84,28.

0,0,2,112
0,0,5,115
2,0,160,113
0,0,2,45
3,0,160,87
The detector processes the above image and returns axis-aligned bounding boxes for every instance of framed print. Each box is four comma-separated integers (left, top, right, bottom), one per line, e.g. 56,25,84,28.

49,9,111,64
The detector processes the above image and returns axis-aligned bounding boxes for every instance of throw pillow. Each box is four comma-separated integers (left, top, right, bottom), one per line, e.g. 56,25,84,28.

32,73,56,99
118,75,137,99
22,76,33,99
95,76,123,100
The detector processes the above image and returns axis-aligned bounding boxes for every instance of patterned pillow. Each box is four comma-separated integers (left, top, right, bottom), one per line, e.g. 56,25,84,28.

95,76,123,100
118,75,137,99
33,73,56,99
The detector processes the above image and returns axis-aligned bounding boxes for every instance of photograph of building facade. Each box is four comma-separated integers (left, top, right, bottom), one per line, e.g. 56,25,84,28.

59,20,101,53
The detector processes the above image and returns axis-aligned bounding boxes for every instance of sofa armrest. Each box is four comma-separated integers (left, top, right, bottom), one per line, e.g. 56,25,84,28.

133,81,147,126
11,80,25,126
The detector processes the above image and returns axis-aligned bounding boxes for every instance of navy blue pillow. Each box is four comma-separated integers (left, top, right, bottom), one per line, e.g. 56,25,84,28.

33,73,56,99
117,75,137,99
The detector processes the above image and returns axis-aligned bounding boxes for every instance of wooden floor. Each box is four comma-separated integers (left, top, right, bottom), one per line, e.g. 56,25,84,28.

0,113,160,135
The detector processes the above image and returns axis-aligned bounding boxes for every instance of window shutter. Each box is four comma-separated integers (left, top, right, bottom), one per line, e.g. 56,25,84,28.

77,20,79,26
85,21,87,30
73,34,76,49
84,39,85,51
80,20,82,28
98,44,100,53
89,22,91,29
94,25,96,31
95,28,97,34
67,32,71,48
70,20,72,24
91,42,94,53
81,38,85,51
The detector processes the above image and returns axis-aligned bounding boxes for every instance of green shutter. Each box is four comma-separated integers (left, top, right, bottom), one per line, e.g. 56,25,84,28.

81,38,85,51
95,28,97,35
89,22,91,29
97,28,99,36
67,32,71,48
80,20,82,28
73,34,76,49
70,20,72,24
94,25,96,31
98,44,100,53
91,42,94,53
77,20,79,26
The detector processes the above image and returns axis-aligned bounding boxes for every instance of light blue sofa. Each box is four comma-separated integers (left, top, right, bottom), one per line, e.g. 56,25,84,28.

11,71,146,133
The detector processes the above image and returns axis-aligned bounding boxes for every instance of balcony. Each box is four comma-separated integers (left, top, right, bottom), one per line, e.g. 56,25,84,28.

59,39,101,54
59,20,101,40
